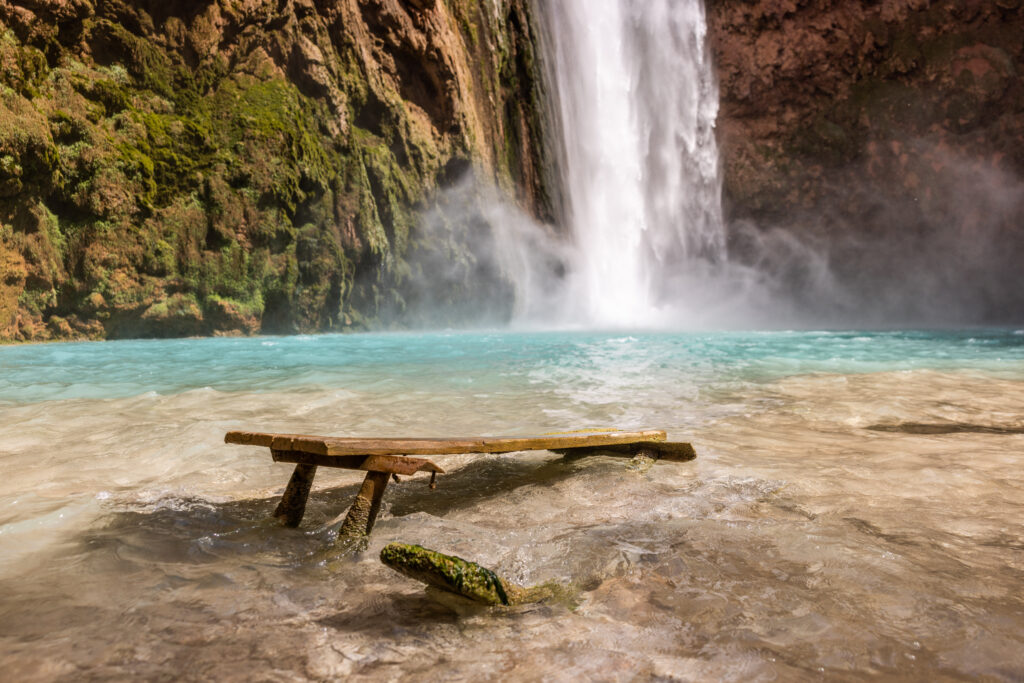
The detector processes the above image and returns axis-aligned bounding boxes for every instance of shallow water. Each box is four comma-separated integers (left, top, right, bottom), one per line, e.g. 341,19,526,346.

1,330,1023,681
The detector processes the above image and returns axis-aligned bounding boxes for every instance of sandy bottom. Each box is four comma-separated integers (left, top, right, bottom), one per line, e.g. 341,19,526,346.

1,342,1022,680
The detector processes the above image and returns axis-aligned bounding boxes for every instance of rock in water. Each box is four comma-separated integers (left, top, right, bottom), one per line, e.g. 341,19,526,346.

379,543,557,606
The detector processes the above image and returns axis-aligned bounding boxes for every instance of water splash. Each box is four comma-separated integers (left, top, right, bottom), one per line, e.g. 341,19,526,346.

538,0,724,327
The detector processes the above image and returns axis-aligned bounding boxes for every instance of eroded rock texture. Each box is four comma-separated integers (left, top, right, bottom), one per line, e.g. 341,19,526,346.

709,0,1024,323
0,0,551,340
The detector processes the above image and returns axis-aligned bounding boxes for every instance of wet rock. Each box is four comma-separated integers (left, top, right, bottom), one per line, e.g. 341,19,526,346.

708,0,1024,322
709,0,1024,222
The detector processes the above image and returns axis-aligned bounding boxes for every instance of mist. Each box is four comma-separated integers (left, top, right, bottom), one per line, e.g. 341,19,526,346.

390,0,1024,332
393,142,1024,331
724,145,1024,328
383,174,572,329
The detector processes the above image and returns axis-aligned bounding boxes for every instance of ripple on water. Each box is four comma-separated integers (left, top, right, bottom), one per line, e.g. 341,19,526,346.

0,331,1022,678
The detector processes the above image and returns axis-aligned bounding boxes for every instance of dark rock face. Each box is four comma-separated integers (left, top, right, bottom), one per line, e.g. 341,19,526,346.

708,0,1024,324
0,0,553,340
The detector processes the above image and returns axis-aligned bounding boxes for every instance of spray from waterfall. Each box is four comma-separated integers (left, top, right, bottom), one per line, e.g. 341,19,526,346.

537,0,725,327
403,0,1024,330
400,0,817,331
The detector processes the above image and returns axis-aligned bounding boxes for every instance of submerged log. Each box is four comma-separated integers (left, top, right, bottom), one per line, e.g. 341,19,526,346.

380,542,559,606
867,422,1024,435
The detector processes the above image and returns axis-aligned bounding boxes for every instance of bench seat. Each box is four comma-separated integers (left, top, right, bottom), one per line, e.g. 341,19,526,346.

224,429,696,537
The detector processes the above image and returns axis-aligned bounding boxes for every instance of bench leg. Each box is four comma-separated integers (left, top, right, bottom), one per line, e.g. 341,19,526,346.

338,471,390,538
626,447,659,474
273,463,318,528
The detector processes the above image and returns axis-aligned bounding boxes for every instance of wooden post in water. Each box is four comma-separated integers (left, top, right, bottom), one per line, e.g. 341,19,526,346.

273,463,318,528
338,470,391,537
627,446,660,473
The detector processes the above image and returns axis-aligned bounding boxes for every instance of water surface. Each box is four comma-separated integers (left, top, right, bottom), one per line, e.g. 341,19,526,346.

1,330,1022,680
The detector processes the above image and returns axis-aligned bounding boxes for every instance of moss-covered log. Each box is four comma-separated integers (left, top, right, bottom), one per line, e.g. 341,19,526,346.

380,542,558,606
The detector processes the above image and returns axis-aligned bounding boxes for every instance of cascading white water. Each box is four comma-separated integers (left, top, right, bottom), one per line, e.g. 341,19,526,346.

538,0,725,327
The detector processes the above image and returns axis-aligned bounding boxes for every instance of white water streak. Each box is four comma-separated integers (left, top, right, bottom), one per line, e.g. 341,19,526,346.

539,0,724,326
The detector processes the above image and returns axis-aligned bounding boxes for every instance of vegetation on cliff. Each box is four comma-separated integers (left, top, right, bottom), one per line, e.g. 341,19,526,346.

0,0,552,341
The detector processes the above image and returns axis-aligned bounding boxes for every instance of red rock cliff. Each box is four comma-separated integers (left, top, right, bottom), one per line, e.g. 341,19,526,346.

708,0,1024,322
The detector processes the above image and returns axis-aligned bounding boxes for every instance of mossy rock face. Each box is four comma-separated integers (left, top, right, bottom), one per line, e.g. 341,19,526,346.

0,0,554,341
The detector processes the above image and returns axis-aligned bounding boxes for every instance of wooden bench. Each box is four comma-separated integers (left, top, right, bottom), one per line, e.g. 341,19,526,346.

224,429,696,538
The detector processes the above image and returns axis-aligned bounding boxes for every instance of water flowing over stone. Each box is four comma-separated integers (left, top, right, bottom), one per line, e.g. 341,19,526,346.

538,0,725,327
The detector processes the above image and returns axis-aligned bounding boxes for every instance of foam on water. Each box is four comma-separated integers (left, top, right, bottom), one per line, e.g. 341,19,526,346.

1,330,1023,679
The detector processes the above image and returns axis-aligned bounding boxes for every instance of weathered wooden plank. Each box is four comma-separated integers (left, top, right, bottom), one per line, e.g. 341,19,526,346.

551,440,696,462
225,429,667,456
271,449,444,475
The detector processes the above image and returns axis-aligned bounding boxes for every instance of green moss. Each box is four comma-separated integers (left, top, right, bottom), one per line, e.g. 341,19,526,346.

18,287,57,316
446,0,481,47
87,79,131,116
379,542,572,607
0,0,549,340
90,19,176,99
141,238,174,276
141,292,202,323
357,132,418,254
0,31,49,98
207,76,337,218
136,111,214,205
380,542,513,605
204,292,264,319
0,153,21,179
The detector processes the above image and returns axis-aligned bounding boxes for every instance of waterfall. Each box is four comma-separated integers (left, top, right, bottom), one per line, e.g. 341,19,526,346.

537,0,725,327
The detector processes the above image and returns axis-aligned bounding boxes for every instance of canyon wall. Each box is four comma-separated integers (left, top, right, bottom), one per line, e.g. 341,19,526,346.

708,0,1024,323
0,0,551,340
5,0,1023,340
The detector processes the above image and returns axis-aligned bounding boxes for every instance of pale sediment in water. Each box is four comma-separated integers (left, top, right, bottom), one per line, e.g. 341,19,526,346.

0,331,1022,679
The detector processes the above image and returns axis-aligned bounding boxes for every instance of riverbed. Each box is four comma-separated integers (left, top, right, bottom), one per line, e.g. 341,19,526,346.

1,330,1022,680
